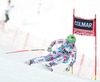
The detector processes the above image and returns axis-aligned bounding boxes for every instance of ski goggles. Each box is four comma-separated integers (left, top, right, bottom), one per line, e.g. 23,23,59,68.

67,42,74,46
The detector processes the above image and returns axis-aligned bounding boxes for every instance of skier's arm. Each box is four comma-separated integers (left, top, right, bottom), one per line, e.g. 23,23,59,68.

49,39,64,47
69,47,77,67
66,47,77,71
47,39,64,52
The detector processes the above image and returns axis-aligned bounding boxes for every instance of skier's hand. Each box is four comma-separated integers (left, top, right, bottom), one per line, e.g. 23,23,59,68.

47,46,52,52
66,65,70,71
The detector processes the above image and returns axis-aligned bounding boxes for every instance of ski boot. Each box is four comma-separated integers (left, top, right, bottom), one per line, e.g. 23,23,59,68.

25,60,33,65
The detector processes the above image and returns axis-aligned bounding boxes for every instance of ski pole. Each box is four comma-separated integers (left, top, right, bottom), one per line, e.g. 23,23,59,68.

6,49,45,54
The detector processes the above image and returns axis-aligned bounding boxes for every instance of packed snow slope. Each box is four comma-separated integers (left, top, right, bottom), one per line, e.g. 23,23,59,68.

0,0,100,82
0,53,99,82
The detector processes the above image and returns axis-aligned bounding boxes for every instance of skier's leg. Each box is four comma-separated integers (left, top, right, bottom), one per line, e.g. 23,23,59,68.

25,53,55,65
25,51,60,65
46,56,64,67
45,50,61,61
26,56,46,65
44,54,54,61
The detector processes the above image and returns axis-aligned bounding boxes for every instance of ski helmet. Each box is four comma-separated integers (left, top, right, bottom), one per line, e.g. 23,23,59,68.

67,34,76,43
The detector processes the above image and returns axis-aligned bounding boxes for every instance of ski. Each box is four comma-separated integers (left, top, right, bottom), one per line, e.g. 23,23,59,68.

43,64,53,72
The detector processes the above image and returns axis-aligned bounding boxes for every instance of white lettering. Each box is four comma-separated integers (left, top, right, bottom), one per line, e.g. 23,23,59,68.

74,21,92,28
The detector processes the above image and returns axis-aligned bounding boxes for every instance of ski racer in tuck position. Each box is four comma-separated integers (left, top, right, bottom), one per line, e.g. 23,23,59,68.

25,34,77,71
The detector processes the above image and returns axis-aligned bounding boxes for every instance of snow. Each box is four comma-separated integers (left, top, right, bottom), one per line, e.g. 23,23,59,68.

0,0,100,82
0,53,99,82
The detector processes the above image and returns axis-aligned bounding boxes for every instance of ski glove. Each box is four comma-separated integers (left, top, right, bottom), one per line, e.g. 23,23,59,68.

47,46,52,52
66,65,70,71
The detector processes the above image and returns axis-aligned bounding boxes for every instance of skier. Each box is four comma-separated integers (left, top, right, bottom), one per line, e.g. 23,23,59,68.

4,0,14,23
25,34,77,71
